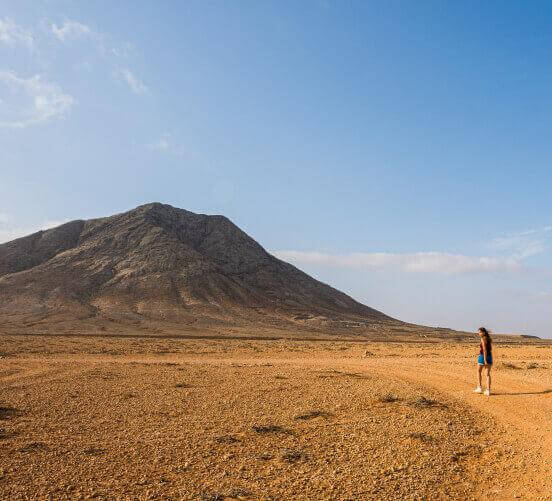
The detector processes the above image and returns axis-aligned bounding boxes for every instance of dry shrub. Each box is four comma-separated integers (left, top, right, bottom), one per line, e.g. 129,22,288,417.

200,492,224,501
379,393,399,403
18,442,48,453
281,448,306,462
227,488,252,497
83,447,106,455
215,435,240,444
294,410,331,420
501,362,521,370
201,488,251,501
409,396,445,409
408,432,433,443
0,406,19,420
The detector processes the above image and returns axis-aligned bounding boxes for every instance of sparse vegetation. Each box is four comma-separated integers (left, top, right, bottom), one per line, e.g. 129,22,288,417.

215,435,240,444
201,487,252,501
318,370,368,379
83,447,106,455
281,449,306,462
502,362,521,370
294,410,331,420
227,488,252,498
0,406,19,420
200,492,224,501
18,442,48,453
409,396,446,409
379,393,400,403
408,432,434,443
451,450,469,462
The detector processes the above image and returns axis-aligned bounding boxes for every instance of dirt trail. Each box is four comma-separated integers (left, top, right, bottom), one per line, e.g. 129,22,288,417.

338,356,552,499
356,357,552,446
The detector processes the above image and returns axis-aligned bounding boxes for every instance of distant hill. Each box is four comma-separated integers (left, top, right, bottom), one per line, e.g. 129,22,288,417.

0,203,407,337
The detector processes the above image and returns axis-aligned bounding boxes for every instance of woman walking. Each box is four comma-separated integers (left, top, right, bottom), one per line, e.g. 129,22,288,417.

474,327,493,396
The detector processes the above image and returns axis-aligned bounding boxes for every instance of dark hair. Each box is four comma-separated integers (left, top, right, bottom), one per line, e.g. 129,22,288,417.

479,327,492,349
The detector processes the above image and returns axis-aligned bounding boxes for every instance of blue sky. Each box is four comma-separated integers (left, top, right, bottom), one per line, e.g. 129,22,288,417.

1,1,551,336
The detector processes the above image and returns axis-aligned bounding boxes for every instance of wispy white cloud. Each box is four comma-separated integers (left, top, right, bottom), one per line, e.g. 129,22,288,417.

51,20,92,42
109,42,134,58
0,219,68,244
115,67,148,94
272,250,521,275
49,19,133,60
49,18,147,96
0,71,75,128
147,133,181,155
0,17,34,49
2,17,149,105
490,226,551,259
274,225,552,276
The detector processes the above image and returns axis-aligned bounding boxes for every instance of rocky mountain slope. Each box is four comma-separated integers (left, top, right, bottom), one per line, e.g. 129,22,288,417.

0,203,401,335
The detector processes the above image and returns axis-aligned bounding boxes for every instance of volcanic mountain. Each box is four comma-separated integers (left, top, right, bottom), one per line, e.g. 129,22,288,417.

0,203,405,337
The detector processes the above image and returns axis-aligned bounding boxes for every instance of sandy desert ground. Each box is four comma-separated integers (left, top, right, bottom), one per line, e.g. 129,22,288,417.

1,334,551,500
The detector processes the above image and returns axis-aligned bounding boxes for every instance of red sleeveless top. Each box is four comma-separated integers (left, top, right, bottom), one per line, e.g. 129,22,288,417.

479,339,492,356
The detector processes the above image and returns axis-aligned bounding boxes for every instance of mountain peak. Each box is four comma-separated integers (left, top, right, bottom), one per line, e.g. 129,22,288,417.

0,204,396,335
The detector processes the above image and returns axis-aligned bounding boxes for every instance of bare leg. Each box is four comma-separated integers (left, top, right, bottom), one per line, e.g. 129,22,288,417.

486,366,491,391
477,365,483,387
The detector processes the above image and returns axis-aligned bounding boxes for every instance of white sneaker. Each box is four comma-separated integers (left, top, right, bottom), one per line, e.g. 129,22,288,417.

474,387,483,394
484,389,491,396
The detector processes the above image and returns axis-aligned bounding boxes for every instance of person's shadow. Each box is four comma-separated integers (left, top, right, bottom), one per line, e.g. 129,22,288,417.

492,389,552,396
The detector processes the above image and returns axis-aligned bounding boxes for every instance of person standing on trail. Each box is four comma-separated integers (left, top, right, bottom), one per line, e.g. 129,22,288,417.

474,327,493,396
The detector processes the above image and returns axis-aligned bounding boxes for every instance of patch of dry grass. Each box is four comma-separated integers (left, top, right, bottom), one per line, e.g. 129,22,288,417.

409,396,446,409
379,393,400,403
252,424,292,435
293,410,331,420
501,362,521,369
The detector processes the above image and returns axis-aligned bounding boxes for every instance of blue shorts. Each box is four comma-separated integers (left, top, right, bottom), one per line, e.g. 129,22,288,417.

478,354,493,365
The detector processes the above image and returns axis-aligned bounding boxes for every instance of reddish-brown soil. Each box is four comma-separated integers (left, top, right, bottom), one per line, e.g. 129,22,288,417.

1,335,551,500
